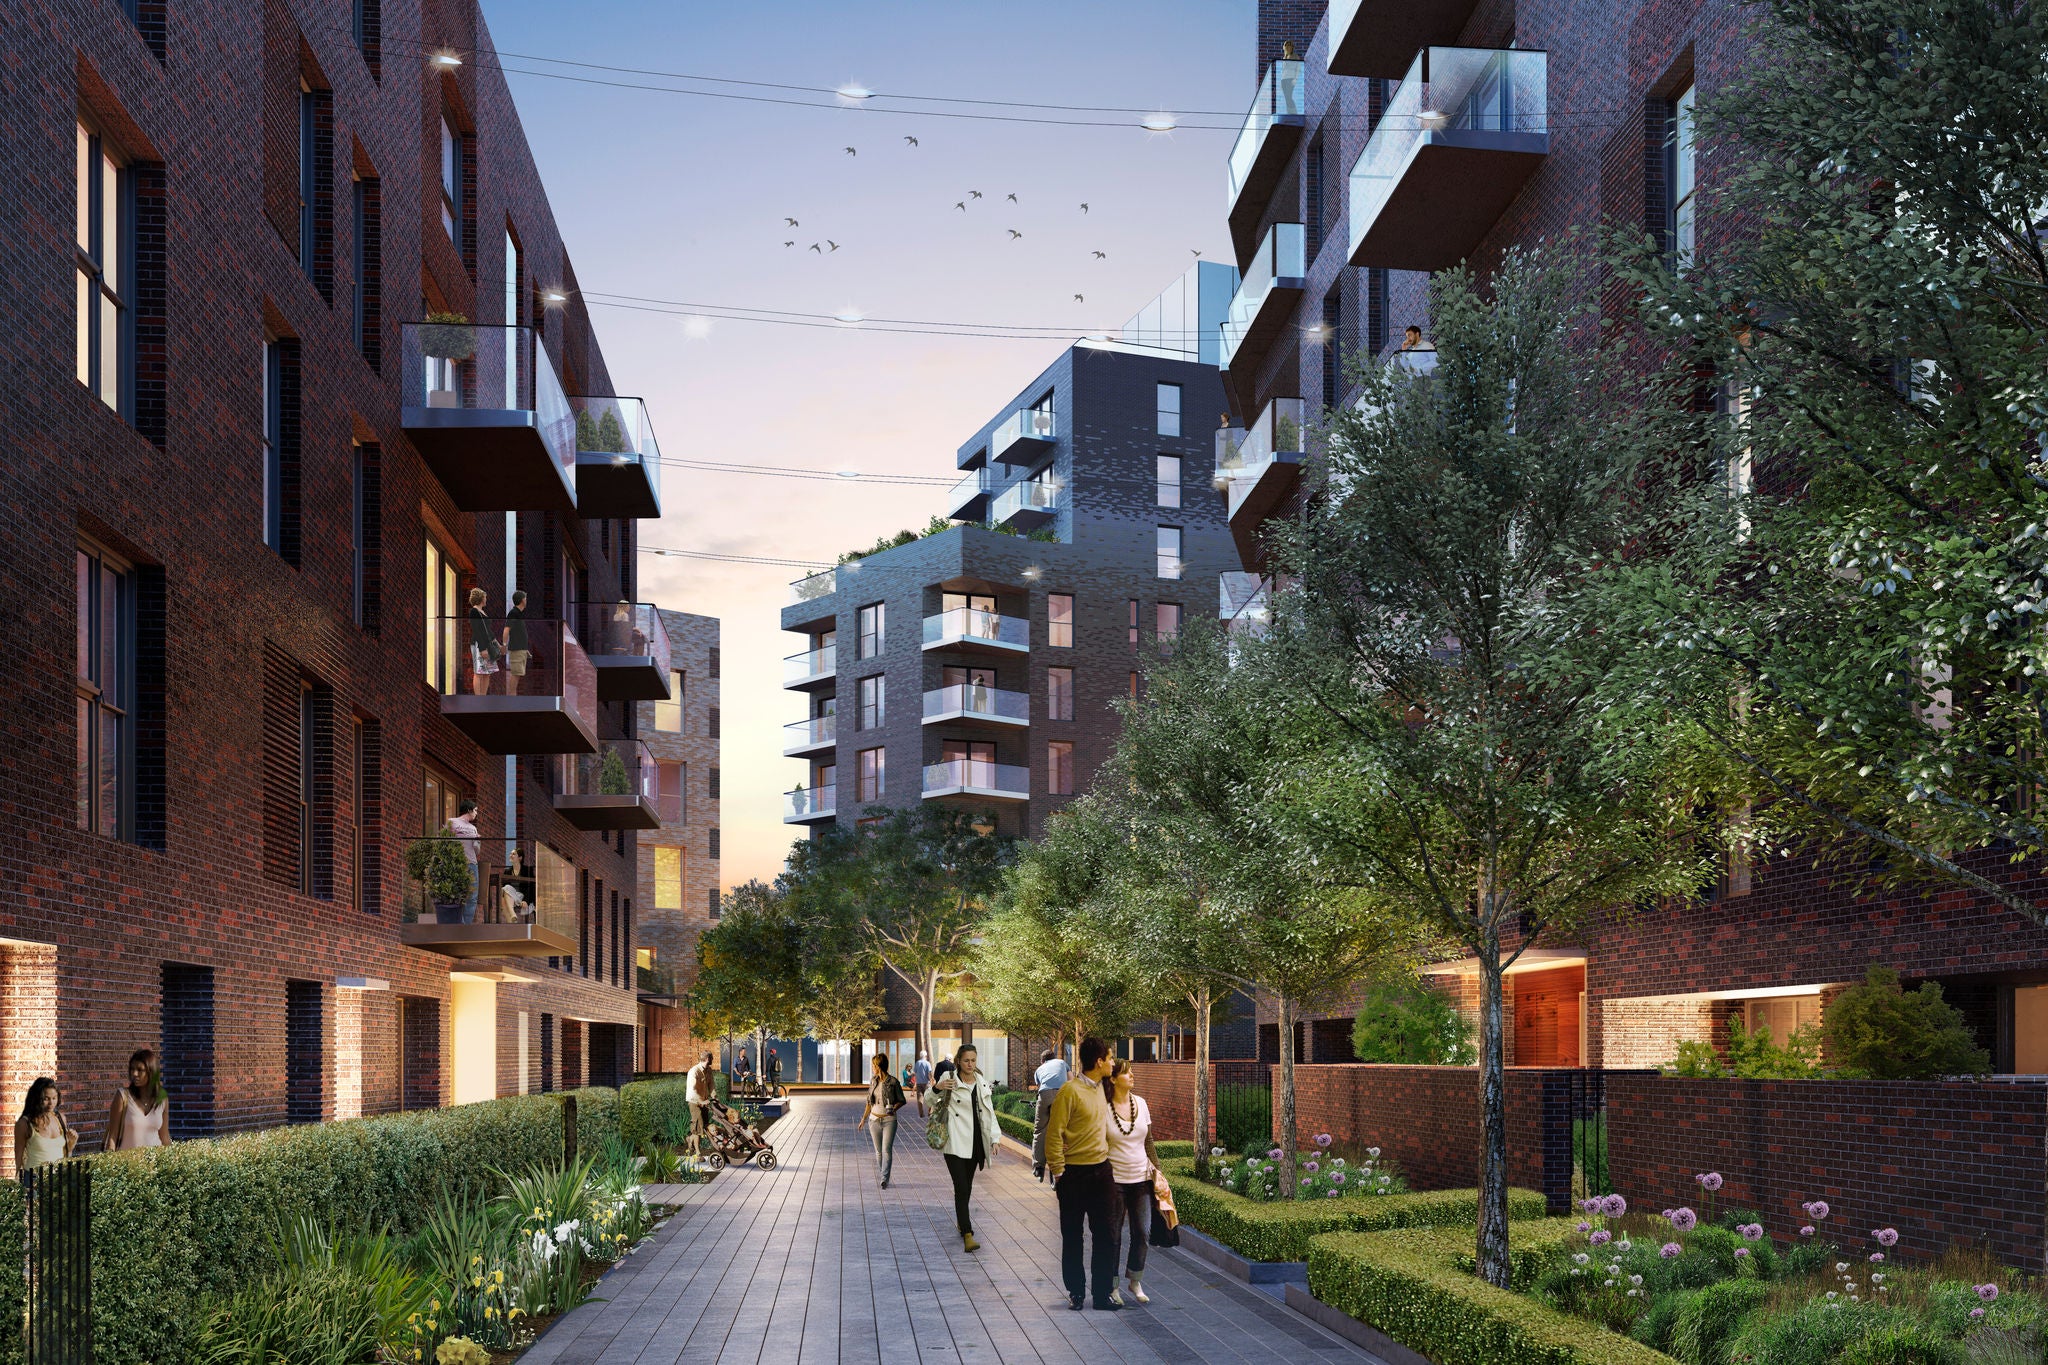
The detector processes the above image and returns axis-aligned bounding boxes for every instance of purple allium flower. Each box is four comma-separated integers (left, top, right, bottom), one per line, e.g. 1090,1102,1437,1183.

1697,1172,1724,1193
1669,1208,1698,1233
1268,1149,1283,1161
1590,1230,1612,1246
1803,1200,1830,1221
1977,1284,2000,1303
1576,1221,1591,1233
1869,1253,1885,1263
1327,1189,1340,1199
1734,1248,1750,1259
1580,1198,1599,1215
1331,1172,1345,1185
1740,1223,1764,1242
1600,1194,1628,1218
1800,1226,1816,1238
1304,1161,1319,1173
1315,1133,1333,1149
1660,1243,1682,1259
1972,1308,1988,1320
1873,1228,1898,1247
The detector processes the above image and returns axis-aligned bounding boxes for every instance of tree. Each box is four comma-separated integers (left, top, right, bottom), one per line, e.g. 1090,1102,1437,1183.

683,880,809,1049
1350,976,1476,1066
1823,966,1991,1079
1265,249,1711,1286
1592,0,2048,923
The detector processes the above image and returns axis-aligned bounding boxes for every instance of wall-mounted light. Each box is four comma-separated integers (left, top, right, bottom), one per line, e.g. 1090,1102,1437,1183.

542,290,568,305
431,53,463,68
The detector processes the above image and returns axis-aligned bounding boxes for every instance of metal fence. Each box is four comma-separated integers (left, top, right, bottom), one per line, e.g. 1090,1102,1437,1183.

24,1159,91,1364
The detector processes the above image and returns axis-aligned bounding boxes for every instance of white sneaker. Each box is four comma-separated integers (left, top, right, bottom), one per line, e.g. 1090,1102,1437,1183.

1109,1287,1123,1306
1127,1276,1149,1304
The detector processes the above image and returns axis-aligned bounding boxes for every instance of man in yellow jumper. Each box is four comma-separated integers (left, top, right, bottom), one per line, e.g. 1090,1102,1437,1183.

1044,1037,1122,1311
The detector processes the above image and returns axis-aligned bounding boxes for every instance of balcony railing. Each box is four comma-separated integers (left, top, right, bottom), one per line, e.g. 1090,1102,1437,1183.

400,321,577,512
1348,47,1549,271
578,601,673,701
923,684,1030,726
1228,59,1307,221
570,394,663,519
1220,396,1308,519
1327,0,1486,79
921,759,1030,802
992,406,1057,464
636,960,678,996
923,608,1030,653
789,567,837,606
432,617,598,754
784,783,837,822
947,467,994,521
400,836,578,958
991,476,1060,529
783,643,836,687
783,714,837,755
554,738,660,830
1220,222,1307,375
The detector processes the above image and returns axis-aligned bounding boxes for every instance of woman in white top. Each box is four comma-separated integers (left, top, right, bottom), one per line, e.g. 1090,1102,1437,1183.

1104,1058,1162,1304
104,1048,169,1151
928,1043,1001,1252
14,1078,77,1174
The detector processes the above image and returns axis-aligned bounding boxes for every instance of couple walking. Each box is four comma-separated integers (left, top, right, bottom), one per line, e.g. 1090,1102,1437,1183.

1044,1038,1163,1311
857,1044,1002,1253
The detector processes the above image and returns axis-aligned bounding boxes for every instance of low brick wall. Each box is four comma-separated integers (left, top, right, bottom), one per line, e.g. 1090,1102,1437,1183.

1606,1076,2048,1266
1128,1061,1274,1149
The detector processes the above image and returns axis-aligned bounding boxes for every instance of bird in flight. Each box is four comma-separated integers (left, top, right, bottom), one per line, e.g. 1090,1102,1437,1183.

1191,249,1202,257
784,240,795,248
954,201,967,211
1080,203,1090,213
785,217,799,227
903,136,919,146
844,146,857,156
1092,250,1107,259
1006,193,1018,203
1074,294,1084,303
827,240,841,252
968,190,983,199
1007,229,1023,240
809,243,822,253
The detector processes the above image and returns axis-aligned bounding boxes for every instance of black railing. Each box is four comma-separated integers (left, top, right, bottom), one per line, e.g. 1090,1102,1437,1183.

24,1159,91,1364
1540,1068,1637,1213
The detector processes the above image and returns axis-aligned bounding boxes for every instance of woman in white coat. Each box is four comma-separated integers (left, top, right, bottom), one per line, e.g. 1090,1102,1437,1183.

929,1043,1002,1251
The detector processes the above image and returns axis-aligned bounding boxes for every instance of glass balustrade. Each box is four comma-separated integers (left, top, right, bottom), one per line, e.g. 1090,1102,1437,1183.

923,684,1030,724
922,608,1029,651
1220,223,1306,370
1228,59,1306,208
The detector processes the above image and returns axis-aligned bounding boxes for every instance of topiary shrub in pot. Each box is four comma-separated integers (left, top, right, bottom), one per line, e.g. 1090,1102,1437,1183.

598,747,632,796
404,827,473,924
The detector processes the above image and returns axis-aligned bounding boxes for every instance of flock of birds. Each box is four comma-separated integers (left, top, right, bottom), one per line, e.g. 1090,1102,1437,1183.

777,135,1205,303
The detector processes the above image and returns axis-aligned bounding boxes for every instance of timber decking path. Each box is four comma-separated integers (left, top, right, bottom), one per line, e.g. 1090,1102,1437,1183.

524,1092,1392,1365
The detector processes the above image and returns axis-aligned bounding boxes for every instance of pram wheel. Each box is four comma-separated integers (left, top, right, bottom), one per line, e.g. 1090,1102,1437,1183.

757,1151,777,1171
705,1150,727,1170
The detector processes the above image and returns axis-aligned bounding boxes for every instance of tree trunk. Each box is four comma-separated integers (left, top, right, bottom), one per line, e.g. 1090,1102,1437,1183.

1192,984,1213,1179
1276,993,1298,1195
918,970,938,1063
1476,926,1512,1288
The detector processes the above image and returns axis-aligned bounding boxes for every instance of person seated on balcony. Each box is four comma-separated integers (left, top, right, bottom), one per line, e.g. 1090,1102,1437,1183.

1401,325,1425,352
467,587,501,695
502,590,531,696
609,600,634,656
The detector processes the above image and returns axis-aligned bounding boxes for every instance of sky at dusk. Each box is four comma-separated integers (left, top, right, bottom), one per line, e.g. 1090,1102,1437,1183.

484,0,1254,887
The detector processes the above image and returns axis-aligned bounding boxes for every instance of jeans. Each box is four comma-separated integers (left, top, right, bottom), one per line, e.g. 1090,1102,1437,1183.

460,870,480,924
1055,1160,1119,1304
869,1115,898,1184
944,1153,980,1234
1116,1181,1152,1274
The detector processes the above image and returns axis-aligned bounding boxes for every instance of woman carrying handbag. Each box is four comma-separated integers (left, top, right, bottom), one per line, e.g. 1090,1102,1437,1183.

926,1043,1001,1252
1104,1058,1164,1304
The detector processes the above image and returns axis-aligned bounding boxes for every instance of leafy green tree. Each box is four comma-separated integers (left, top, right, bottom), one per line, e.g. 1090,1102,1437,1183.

683,880,809,1050
1823,966,1990,1078
1265,249,1711,1286
1350,977,1476,1066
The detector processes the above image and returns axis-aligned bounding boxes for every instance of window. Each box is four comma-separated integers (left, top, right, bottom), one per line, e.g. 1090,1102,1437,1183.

1129,671,1140,699
439,115,460,242
708,767,720,799
351,0,380,73
298,83,317,276
1744,995,1819,1049
298,684,316,895
654,670,684,730
75,120,127,413
658,761,684,823
1048,594,1073,647
1156,382,1182,437
423,534,461,694
352,178,379,360
1668,84,1697,269
422,766,465,834
1048,741,1074,796
1322,288,1344,403
76,544,133,839
654,846,682,909
1047,667,1074,721
709,887,722,920
1128,599,1140,647
263,340,286,556
1156,526,1183,580
1156,604,1182,641
1156,455,1182,509
858,602,885,659
709,828,720,859
708,707,720,740
858,676,886,731
857,747,885,802
709,647,720,678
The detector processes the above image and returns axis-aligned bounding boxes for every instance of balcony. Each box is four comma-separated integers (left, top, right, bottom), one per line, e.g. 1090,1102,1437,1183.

1227,59,1307,258
400,322,578,513
1217,398,1306,569
786,566,837,631
991,406,1056,465
1327,0,1485,79
921,759,1030,803
922,608,1029,655
570,395,662,519
1348,48,1549,272
1219,223,1306,395
578,602,672,702
553,739,660,831
636,959,678,997
783,643,837,688
401,837,577,959
923,684,1030,728
991,475,1060,531
783,713,837,757
784,782,837,823
947,467,994,521
433,618,598,755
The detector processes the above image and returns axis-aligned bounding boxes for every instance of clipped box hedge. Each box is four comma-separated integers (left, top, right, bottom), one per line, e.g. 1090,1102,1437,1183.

1307,1219,1676,1365
0,1180,21,1365
1162,1157,1548,1264
618,1075,694,1146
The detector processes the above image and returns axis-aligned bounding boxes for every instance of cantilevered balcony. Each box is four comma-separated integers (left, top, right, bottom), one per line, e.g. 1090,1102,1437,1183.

1218,398,1307,568
785,566,838,631
991,475,1059,530
1348,48,1549,272
553,739,660,831
991,407,1056,465
401,321,578,513
923,684,1030,728
401,837,577,958
1227,59,1306,259
432,618,598,755
1327,0,1485,79
783,714,837,757
947,467,994,521
784,643,837,689
1219,223,1306,396
922,759,1030,803
784,782,837,823
570,395,662,519
578,602,672,701
923,608,1029,655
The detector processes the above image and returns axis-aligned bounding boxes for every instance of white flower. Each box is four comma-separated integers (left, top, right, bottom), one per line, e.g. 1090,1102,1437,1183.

1573,1253,1590,1265
1629,1275,1643,1287
1616,1240,1632,1252
1836,1263,1849,1273
1368,1147,1381,1158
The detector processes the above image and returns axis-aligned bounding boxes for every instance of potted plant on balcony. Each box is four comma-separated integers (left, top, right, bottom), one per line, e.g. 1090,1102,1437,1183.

404,828,473,925
598,747,632,796
419,310,476,361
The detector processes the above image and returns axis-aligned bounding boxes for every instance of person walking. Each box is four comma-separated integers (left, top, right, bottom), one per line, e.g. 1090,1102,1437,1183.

14,1078,77,1173
912,1049,933,1115
684,1051,716,1151
767,1047,783,1094
1045,1038,1120,1311
855,1053,906,1188
928,1043,1000,1252
1031,1049,1069,1181
447,798,483,924
1105,1058,1162,1305
103,1048,168,1151
466,587,500,694
501,590,532,695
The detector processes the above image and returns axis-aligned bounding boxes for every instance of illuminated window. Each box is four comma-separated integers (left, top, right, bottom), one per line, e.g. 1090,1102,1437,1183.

1048,741,1074,796
75,120,127,413
1156,455,1182,509
655,670,684,730
654,846,682,909
1047,667,1074,721
1048,594,1073,647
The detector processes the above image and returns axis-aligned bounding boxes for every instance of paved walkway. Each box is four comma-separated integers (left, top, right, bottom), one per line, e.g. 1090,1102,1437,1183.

526,1093,1388,1365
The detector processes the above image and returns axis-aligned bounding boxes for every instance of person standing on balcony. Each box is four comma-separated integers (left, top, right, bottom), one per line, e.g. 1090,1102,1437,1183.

501,590,531,695
929,1043,1000,1252
103,1049,168,1151
1046,1037,1120,1311
448,798,482,923
857,1053,906,1188
1104,1058,1162,1305
1401,325,1425,352
467,587,501,694
14,1078,77,1173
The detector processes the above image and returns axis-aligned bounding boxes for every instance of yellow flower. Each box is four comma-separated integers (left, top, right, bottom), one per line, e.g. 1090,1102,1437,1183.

426,1320,437,1332
485,1306,497,1319
471,1277,483,1289
493,1269,505,1283
431,1299,442,1312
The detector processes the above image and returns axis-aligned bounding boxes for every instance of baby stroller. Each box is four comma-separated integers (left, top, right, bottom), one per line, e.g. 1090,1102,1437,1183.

700,1100,777,1171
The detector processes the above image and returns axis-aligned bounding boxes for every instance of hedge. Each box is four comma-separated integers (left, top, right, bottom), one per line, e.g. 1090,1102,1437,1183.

1155,1140,1194,1161
1162,1157,1548,1264
618,1076,695,1146
573,1085,620,1154
1306,1219,1676,1365
995,1111,1034,1145
0,1180,21,1365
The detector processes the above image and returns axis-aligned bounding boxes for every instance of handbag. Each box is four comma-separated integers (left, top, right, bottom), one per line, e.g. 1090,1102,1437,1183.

926,1081,953,1150
1149,1171,1181,1247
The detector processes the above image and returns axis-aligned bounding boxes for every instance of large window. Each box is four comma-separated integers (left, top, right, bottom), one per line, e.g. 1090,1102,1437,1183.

654,670,684,730
1156,526,1183,580
75,120,127,413
76,543,133,839
858,676,885,731
1156,455,1182,509
654,846,682,909
439,115,460,242
1156,383,1181,437
1048,741,1074,796
1047,593,1073,648
857,747,885,802
423,535,461,694
1156,603,1182,641
858,602,885,660
1668,84,1697,269
1047,667,1074,722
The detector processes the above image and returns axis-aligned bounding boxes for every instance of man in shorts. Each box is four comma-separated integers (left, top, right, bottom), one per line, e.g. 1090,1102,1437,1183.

502,590,532,694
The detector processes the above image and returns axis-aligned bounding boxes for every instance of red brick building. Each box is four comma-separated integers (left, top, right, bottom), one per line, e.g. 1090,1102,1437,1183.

0,0,669,1169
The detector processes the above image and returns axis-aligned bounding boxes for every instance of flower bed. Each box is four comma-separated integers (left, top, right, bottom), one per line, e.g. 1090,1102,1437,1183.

1206,1133,1408,1202
1163,1156,1546,1264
